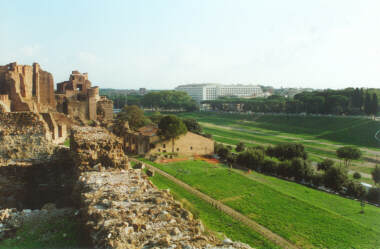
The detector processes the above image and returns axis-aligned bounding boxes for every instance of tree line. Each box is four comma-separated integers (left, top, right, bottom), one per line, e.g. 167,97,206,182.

101,89,198,111
203,88,379,116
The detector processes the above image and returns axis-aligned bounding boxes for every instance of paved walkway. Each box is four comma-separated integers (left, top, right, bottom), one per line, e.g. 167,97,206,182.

131,158,301,249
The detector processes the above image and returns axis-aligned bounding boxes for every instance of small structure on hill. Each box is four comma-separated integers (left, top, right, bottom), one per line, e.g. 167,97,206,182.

123,124,214,157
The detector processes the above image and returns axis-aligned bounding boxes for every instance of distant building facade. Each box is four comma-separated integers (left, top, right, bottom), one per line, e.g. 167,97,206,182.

123,125,214,157
175,83,263,102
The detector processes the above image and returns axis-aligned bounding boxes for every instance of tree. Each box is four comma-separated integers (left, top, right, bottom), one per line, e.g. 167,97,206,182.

182,118,202,134
336,146,362,168
289,158,314,182
364,92,372,115
236,149,265,170
353,172,362,180
236,142,246,152
150,111,163,124
157,115,187,152
371,93,378,116
323,166,348,191
345,180,366,199
317,159,334,171
217,147,231,160
371,165,380,185
366,188,380,204
267,143,308,161
116,105,150,131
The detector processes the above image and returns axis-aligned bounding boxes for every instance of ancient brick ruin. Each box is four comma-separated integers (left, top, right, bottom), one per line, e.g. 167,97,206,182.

0,62,113,157
0,62,55,113
56,70,113,122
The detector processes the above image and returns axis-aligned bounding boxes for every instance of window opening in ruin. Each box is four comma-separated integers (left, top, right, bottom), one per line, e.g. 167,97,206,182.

163,144,166,148
77,84,83,91
190,146,193,150
58,125,62,138
177,148,179,151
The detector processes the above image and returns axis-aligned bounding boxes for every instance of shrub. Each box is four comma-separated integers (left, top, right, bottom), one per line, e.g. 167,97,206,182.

290,158,315,182
311,173,324,187
267,143,308,161
214,143,224,154
217,147,231,160
277,161,292,178
183,118,203,134
366,188,380,204
371,166,380,185
345,180,366,199
235,142,246,152
317,159,334,171
261,158,278,175
353,172,362,179
323,166,349,191
236,149,265,170
202,133,213,139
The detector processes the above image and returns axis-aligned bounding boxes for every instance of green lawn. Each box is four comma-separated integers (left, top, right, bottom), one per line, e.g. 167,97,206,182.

0,213,83,249
173,112,379,181
176,112,380,149
143,159,380,249
148,171,280,249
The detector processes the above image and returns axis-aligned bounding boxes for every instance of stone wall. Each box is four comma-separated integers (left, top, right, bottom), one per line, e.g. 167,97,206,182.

70,126,129,171
149,132,215,156
97,97,114,121
0,112,55,164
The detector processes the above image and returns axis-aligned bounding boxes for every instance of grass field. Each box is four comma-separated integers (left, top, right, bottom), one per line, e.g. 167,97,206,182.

0,213,82,249
148,170,280,249
173,112,380,183
175,112,380,148
143,159,380,249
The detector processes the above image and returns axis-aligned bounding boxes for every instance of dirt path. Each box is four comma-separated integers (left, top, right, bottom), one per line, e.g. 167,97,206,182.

132,158,301,249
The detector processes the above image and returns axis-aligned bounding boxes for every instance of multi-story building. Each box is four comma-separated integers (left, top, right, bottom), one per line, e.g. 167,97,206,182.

175,83,263,102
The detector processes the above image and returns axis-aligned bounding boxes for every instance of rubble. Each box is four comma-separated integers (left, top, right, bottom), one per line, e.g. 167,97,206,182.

76,170,253,249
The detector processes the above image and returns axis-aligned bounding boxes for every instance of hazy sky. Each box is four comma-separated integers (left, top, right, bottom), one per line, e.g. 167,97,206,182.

1,0,380,89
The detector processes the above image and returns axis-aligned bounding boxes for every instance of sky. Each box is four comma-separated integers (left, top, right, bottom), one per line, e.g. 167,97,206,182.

1,0,380,90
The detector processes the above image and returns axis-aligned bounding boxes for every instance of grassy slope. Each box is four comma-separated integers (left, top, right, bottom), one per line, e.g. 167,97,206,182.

176,112,380,149
145,159,380,249
149,172,280,249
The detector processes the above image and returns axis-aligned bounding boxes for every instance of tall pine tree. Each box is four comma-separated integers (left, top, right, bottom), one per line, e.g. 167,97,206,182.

364,92,372,115
372,93,378,115
359,88,365,110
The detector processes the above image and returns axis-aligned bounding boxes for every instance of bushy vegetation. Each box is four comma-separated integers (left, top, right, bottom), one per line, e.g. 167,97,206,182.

114,105,151,132
142,91,198,111
214,142,379,203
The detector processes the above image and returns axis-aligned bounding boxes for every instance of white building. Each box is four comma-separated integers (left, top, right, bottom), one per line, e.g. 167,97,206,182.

175,83,263,102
